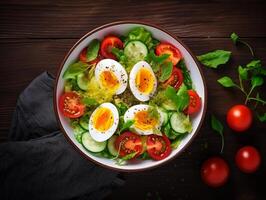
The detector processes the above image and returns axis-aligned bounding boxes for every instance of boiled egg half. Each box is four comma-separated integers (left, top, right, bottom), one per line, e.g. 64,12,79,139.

129,61,157,101
89,103,119,142
95,59,128,95
124,104,163,135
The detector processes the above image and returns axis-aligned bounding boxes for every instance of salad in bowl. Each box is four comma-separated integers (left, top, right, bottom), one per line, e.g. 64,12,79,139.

55,22,206,171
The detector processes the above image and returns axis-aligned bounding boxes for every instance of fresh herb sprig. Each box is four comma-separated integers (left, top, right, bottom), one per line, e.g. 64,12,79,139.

211,115,224,153
217,60,266,105
230,32,255,57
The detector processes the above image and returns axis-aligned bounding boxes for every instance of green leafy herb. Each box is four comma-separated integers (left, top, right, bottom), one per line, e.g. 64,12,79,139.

217,76,236,87
251,76,264,88
139,152,150,160
159,62,173,82
111,47,126,61
171,135,186,149
118,120,135,135
256,112,266,122
179,60,193,89
211,115,224,153
163,123,175,139
197,50,231,68
230,32,239,44
82,97,98,106
230,32,254,57
147,106,160,120
86,39,100,62
176,84,190,111
238,65,248,80
115,151,138,165
64,79,80,92
246,60,266,77
247,60,261,69
145,51,170,72
244,75,264,104
164,86,178,105
164,85,189,112
63,61,89,79
116,102,128,116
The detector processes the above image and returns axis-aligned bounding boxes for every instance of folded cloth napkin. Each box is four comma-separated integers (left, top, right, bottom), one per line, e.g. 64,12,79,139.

0,72,124,200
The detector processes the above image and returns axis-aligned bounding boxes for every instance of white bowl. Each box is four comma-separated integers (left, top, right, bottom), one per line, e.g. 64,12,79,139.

54,21,207,172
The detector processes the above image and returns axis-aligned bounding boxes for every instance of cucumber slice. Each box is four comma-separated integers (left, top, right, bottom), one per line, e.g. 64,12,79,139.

158,107,168,125
79,114,90,130
161,100,177,111
107,135,118,156
170,112,192,134
71,120,86,143
124,41,148,61
82,132,107,153
77,73,89,91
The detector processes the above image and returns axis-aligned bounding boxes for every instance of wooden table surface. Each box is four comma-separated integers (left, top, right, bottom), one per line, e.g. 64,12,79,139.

1,0,265,199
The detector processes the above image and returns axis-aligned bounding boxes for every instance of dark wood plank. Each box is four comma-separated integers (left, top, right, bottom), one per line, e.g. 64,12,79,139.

0,0,266,39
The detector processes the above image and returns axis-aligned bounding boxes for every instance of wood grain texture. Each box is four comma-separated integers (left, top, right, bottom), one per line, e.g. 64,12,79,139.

0,0,266,39
0,0,266,199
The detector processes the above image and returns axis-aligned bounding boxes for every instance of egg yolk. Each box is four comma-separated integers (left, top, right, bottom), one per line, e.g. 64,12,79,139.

100,71,120,91
134,110,158,131
135,68,154,94
93,107,114,132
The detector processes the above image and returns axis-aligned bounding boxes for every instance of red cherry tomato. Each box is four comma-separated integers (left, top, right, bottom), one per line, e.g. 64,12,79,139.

227,105,253,132
115,132,143,157
163,67,183,89
146,134,171,160
100,36,123,59
201,157,230,187
155,43,182,66
185,90,201,115
235,146,261,173
59,92,85,118
79,48,101,64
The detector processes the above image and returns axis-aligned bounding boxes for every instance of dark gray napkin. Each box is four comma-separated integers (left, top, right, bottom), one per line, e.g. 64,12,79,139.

0,72,124,200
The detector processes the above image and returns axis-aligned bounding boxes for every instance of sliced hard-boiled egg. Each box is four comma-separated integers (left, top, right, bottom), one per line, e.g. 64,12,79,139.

124,104,163,135
129,61,157,101
95,59,128,95
89,103,119,142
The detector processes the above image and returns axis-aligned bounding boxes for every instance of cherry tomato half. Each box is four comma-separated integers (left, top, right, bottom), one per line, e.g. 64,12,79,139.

100,36,123,59
227,105,253,132
79,48,101,64
163,67,183,89
146,134,171,160
185,90,201,115
235,146,261,173
115,132,143,157
59,92,85,118
201,157,230,187
155,43,182,66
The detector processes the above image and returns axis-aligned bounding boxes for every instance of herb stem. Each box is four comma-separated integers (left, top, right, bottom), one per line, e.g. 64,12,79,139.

220,134,224,154
240,40,255,57
234,84,247,96
245,86,255,104
238,73,245,93
248,97,266,105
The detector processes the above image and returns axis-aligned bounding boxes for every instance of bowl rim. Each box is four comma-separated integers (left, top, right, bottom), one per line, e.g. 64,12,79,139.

53,20,208,172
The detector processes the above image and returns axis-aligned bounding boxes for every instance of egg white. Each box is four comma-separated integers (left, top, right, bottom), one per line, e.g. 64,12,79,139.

95,59,128,95
124,104,163,135
89,102,119,142
129,61,157,101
